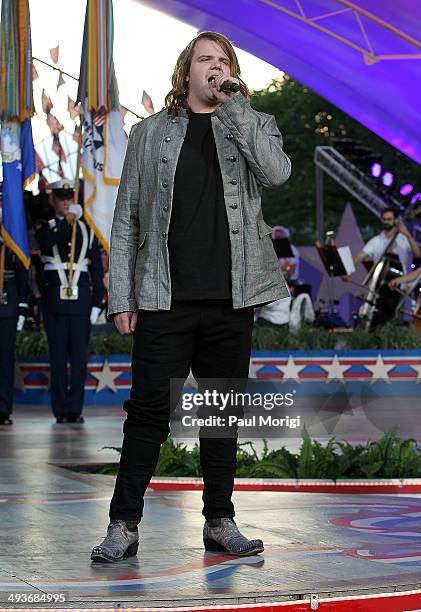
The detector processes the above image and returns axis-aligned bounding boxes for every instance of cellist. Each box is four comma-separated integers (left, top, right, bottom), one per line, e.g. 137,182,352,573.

353,208,420,271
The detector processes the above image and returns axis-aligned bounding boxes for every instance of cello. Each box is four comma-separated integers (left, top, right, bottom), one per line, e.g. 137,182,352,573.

358,229,404,330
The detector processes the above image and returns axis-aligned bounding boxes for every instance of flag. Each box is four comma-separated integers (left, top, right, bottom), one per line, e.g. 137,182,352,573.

141,90,155,115
82,106,126,250
46,113,64,135
42,90,53,114
77,0,127,251
35,151,44,173
67,97,80,120
57,71,65,90
0,120,35,268
49,44,59,64
0,0,34,121
0,0,35,269
52,133,66,162
76,0,118,112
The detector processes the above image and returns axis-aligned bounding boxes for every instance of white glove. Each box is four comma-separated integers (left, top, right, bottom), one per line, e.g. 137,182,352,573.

69,203,83,220
90,306,101,324
16,315,26,331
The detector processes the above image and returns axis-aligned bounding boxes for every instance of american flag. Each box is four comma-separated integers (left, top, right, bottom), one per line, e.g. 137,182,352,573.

92,107,106,127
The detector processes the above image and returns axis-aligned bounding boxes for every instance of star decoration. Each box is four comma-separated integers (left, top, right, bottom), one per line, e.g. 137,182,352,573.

325,355,349,383
248,358,262,379
366,354,391,384
281,355,303,382
91,360,122,393
410,363,421,384
298,203,366,310
93,123,104,150
13,363,26,391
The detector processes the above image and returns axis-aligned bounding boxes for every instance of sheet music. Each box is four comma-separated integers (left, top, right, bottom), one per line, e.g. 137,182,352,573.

338,246,356,275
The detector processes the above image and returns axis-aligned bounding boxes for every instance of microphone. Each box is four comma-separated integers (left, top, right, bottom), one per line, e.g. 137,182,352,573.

220,81,241,93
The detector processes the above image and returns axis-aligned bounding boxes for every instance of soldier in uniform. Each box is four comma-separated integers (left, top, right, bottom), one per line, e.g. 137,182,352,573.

35,179,103,423
0,193,29,426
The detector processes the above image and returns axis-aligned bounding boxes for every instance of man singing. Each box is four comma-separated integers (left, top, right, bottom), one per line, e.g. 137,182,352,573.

91,32,291,563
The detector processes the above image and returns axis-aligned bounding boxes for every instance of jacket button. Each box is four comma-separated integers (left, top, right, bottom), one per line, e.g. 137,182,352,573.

162,232,167,238
163,206,169,212
162,181,168,188
164,136,171,142
230,179,238,185
162,156,168,163
231,228,239,234
230,204,238,209
227,155,237,162
171,118,178,123
226,133,233,140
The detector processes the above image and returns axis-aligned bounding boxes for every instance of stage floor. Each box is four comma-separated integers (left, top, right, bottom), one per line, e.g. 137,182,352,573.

1,407,421,609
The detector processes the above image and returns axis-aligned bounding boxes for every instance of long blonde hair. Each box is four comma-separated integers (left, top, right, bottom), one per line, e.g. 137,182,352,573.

165,32,250,115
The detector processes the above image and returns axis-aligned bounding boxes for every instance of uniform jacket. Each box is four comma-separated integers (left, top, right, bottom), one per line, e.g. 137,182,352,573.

35,216,103,316
108,93,291,316
0,248,28,319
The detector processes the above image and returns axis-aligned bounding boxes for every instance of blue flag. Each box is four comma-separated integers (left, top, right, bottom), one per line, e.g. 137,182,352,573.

0,119,35,269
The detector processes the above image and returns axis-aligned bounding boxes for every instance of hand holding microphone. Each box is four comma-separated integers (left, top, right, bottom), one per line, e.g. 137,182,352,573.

208,74,241,101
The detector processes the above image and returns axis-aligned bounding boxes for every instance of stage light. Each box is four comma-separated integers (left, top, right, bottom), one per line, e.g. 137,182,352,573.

400,184,414,196
411,193,421,204
382,172,394,187
371,162,382,177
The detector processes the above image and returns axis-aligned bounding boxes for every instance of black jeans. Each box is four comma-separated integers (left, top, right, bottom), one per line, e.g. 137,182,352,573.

109,299,254,522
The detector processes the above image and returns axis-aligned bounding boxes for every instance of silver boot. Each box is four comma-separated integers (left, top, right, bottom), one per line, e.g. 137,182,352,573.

203,517,264,556
91,520,139,563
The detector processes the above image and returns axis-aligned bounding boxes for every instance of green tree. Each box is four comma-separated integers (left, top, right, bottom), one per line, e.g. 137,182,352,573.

251,75,421,245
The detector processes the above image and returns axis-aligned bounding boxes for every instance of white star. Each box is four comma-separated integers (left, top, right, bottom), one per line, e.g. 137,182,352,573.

366,354,391,384
410,363,421,384
91,360,122,393
281,355,302,382
248,358,262,379
325,355,348,384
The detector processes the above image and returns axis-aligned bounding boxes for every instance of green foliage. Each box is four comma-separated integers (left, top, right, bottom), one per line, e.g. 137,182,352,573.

16,330,50,359
104,430,421,479
250,76,421,245
251,323,421,351
16,324,421,358
15,329,133,358
154,438,202,477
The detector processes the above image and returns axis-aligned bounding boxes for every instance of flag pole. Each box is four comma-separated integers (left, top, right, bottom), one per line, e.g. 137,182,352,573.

66,118,83,296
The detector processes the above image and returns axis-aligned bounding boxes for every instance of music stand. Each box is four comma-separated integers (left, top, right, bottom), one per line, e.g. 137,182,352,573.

317,245,351,325
271,237,294,259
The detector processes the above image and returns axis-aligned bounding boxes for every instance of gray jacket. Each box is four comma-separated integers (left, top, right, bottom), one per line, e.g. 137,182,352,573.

108,94,291,316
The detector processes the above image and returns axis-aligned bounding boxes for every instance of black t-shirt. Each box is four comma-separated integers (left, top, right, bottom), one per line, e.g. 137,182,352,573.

168,111,232,300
